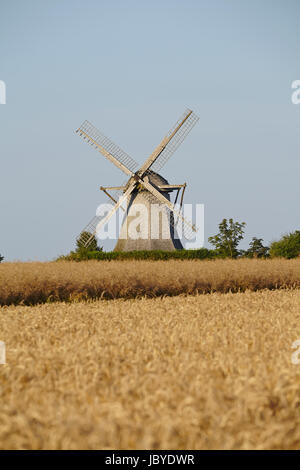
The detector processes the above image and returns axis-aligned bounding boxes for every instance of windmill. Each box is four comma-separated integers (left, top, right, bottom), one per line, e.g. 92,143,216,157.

75,108,199,251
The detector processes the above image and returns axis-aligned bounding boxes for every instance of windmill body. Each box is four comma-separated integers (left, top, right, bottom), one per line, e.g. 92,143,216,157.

115,172,183,251
75,109,199,251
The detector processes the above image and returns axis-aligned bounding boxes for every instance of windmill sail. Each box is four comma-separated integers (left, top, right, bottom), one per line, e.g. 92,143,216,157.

78,183,135,248
139,177,198,241
76,120,139,176
141,109,199,175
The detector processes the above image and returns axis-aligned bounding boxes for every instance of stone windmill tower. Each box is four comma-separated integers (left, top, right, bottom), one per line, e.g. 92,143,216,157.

75,109,199,251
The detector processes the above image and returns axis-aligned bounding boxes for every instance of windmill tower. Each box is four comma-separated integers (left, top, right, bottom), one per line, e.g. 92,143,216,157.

75,109,199,251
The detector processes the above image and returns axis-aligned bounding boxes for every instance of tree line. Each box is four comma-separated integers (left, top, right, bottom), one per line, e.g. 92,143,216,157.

208,219,300,259
1,220,299,262
67,219,299,260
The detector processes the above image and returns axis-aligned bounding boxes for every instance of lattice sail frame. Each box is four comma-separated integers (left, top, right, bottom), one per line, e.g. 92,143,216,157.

146,109,199,174
76,120,139,174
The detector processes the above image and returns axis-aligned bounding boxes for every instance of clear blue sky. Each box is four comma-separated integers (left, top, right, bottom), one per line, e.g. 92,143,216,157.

0,0,299,260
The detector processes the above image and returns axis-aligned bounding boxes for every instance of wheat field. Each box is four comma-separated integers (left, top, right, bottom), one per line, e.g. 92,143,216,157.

1,258,300,306
1,289,300,449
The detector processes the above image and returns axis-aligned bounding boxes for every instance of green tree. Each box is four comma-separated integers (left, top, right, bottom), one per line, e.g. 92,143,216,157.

245,237,269,258
0,253,4,263
208,218,246,258
76,231,102,253
269,231,300,259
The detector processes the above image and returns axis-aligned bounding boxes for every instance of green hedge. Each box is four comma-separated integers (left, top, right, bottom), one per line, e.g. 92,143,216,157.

57,248,216,262
269,231,300,259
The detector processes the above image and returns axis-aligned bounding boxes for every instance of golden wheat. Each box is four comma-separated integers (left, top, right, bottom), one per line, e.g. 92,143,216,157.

1,289,300,449
1,258,300,306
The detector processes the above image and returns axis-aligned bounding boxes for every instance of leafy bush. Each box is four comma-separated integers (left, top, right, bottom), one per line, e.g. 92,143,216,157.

57,248,216,262
244,237,269,258
0,254,3,263
269,231,300,259
76,231,102,253
208,218,246,258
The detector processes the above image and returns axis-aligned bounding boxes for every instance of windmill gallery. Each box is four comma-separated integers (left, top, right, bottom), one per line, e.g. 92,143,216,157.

76,109,199,251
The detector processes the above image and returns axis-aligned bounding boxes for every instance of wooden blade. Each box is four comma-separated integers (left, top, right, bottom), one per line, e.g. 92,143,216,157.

138,109,199,176
139,178,198,235
78,182,136,248
76,120,138,177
